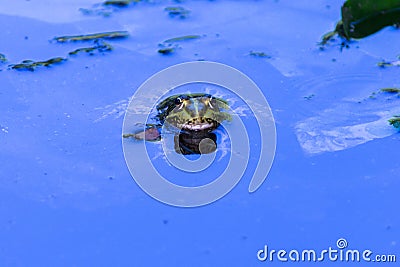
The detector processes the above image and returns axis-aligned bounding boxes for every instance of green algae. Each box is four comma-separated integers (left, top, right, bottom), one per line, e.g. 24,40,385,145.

388,116,400,129
9,57,66,71
164,6,191,18
0,53,6,63
158,35,202,55
158,47,175,55
103,0,134,6
54,31,129,42
163,35,202,43
79,7,112,17
381,88,400,93
377,60,400,67
68,41,113,56
249,51,271,58
321,0,400,44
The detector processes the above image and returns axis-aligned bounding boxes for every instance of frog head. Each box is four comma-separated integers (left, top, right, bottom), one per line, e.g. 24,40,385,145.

156,93,231,132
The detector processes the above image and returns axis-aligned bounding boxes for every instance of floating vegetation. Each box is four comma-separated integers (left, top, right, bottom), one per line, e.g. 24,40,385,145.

0,53,6,63
320,0,400,45
381,88,400,94
163,35,202,43
320,22,348,46
158,47,175,55
80,0,142,17
6,28,127,72
389,116,400,129
79,7,112,17
53,31,129,43
158,35,202,55
377,59,400,67
320,30,338,45
103,0,134,6
9,57,66,71
358,88,400,102
304,94,315,100
164,6,191,18
56,31,125,59
68,41,113,56
249,51,271,58
368,91,377,99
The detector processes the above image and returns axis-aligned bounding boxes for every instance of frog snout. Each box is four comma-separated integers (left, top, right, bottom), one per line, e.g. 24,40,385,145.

188,101,206,117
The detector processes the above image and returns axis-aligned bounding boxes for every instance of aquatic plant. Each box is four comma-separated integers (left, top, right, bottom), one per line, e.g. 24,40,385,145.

53,31,129,42
79,7,112,17
164,6,191,19
377,59,400,67
103,0,134,7
158,35,202,55
249,51,271,58
68,41,113,56
9,57,66,71
0,53,6,63
389,116,400,129
381,88,400,94
321,0,400,44
80,0,143,16
158,47,175,55
8,30,126,71
163,35,202,43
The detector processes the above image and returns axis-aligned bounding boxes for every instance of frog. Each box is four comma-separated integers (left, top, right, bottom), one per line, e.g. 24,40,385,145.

123,93,231,154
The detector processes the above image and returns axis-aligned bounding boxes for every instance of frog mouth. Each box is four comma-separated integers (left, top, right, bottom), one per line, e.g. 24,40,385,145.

179,117,217,131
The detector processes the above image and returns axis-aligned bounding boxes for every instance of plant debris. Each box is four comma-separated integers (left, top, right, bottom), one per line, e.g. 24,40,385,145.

80,0,142,16
158,35,202,55
79,7,112,17
304,94,315,100
158,47,175,55
53,31,129,42
388,115,400,129
249,51,271,58
8,28,127,71
320,0,400,45
103,0,134,6
377,59,400,67
381,88,400,93
0,53,6,63
163,35,202,43
9,57,67,71
164,6,191,18
68,41,113,55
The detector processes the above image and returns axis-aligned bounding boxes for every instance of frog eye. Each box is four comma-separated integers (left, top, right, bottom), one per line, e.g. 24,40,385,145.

207,95,214,108
175,97,183,105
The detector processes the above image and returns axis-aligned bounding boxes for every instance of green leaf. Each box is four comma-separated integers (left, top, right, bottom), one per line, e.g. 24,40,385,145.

0,53,6,63
341,0,400,39
389,115,400,130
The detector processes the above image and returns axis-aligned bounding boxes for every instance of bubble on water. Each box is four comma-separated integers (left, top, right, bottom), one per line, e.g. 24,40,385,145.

1,124,9,133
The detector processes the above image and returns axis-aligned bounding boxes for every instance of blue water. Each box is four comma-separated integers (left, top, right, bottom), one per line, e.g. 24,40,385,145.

0,0,399,266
